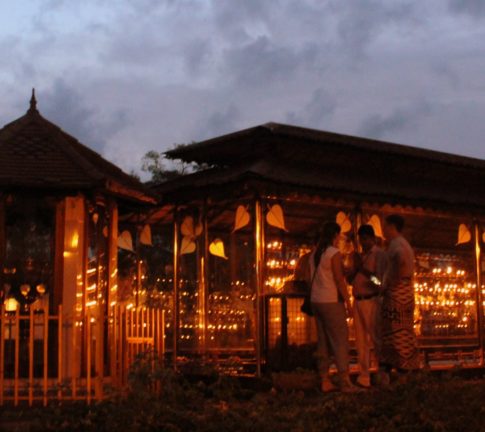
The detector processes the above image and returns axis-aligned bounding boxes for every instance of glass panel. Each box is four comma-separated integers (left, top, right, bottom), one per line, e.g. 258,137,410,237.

480,223,485,339
2,195,55,312
267,297,281,349
207,202,256,351
366,210,478,342
287,297,316,345
415,253,476,337
86,205,109,312
138,224,174,353
1,195,56,378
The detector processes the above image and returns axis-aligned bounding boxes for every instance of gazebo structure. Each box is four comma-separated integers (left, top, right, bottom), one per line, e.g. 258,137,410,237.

0,92,163,405
146,122,485,376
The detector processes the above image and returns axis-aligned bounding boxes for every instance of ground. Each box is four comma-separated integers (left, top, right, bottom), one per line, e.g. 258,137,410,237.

1,369,484,431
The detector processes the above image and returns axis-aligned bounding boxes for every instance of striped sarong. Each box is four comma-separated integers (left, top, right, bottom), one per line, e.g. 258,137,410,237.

380,279,419,370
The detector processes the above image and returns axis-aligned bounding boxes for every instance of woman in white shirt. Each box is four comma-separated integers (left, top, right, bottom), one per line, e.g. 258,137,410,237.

309,222,354,392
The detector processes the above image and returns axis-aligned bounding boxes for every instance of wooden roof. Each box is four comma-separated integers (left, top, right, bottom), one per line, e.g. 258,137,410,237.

0,91,156,204
160,122,485,213
166,122,485,170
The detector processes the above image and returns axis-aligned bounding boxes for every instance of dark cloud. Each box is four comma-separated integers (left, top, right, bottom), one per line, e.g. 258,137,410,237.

359,101,432,140
199,105,241,140
334,1,419,57
213,0,275,43
1,0,485,175
286,88,337,128
40,79,129,152
223,36,318,87
183,38,213,76
448,0,485,17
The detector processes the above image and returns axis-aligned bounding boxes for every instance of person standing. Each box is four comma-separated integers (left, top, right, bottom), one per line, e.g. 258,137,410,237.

379,214,419,383
351,225,387,388
310,222,355,392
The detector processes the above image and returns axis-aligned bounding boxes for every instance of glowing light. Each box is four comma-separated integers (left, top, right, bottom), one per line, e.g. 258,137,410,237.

5,297,18,312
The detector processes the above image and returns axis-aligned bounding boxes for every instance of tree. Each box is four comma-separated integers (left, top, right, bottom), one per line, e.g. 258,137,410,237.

141,144,206,184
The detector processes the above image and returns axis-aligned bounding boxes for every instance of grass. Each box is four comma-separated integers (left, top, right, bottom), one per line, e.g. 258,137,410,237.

1,360,485,431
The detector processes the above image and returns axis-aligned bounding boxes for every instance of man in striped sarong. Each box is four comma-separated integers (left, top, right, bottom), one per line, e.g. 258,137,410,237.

379,214,419,384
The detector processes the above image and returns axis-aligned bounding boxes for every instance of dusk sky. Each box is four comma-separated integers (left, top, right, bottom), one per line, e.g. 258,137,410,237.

1,0,485,178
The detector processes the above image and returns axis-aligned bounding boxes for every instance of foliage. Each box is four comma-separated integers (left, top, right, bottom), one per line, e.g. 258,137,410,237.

141,144,207,184
5,361,484,432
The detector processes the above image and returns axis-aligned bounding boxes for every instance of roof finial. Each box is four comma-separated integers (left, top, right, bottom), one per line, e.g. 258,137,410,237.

28,88,38,113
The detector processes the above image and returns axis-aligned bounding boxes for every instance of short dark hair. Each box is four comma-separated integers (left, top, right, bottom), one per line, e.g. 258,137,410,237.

385,214,405,232
358,224,375,238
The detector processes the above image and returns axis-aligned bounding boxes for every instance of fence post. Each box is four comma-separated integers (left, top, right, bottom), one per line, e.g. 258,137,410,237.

29,307,34,406
14,307,19,407
72,312,77,400
86,311,92,404
0,305,4,406
43,306,49,406
58,304,63,401
95,305,104,400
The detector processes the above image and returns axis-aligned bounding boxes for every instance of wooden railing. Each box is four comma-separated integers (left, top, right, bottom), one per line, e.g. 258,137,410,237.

0,304,165,406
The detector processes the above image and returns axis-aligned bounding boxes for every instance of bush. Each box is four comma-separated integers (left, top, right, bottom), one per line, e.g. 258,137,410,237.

10,360,485,432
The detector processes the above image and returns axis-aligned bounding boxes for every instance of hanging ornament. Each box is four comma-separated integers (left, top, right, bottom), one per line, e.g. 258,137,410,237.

102,226,109,238
209,238,228,259
367,214,383,239
456,223,471,245
266,204,288,231
336,211,352,233
233,205,251,232
118,230,134,252
180,215,202,255
92,213,99,225
181,216,202,238
5,297,18,312
36,284,46,295
140,224,152,246
180,236,196,255
20,284,31,297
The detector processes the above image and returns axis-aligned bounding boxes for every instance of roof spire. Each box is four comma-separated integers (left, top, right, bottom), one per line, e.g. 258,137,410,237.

28,88,38,114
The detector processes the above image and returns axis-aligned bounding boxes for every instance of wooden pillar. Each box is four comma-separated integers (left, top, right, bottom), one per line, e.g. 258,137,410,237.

172,208,179,370
63,196,85,382
198,201,209,354
107,201,118,382
107,201,118,308
473,221,484,365
0,196,5,284
53,199,66,311
254,198,265,377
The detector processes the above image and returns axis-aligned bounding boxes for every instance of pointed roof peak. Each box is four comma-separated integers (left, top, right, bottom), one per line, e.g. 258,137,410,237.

28,88,38,114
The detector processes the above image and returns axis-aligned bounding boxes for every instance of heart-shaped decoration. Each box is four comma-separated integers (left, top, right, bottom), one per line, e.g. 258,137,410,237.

180,235,196,255
118,230,134,252
233,205,251,232
181,215,203,238
181,216,195,237
209,238,228,259
336,211,352,233
266,204,288,231
456,223,471,245
140,224,152,246
368,214,383,238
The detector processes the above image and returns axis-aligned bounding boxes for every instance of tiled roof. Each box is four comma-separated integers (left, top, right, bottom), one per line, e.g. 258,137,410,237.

166,122,485,171
0,92,155,203
159,123,485,212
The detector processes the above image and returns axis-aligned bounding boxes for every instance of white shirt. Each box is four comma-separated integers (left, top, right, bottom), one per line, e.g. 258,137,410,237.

309,246,340,303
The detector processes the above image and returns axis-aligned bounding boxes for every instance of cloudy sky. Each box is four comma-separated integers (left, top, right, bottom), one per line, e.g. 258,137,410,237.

1,0,485,177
